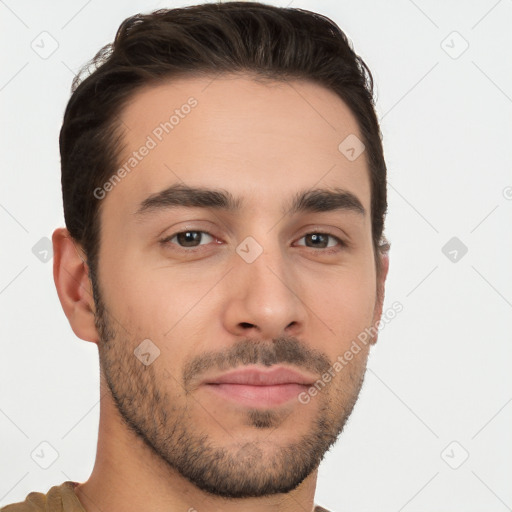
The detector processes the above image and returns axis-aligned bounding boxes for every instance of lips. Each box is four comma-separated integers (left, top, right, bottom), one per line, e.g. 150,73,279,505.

202,366,316,386
200,366,316,408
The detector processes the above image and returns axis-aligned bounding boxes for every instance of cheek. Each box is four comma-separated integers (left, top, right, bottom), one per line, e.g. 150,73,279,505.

104,257,221,344
304,265,376,347
97,252,167,339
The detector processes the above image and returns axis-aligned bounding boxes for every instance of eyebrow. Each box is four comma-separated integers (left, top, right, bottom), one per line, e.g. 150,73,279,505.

134,183,366,218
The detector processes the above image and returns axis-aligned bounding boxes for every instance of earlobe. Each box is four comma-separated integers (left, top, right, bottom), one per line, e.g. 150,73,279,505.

52,227,99,343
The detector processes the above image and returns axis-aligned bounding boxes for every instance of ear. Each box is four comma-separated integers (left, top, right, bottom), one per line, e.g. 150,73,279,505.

52,227,99,343
370,250,390,345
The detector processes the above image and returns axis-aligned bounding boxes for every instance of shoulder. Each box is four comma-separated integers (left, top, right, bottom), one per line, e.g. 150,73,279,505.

0,482,83,512
0,490,46,512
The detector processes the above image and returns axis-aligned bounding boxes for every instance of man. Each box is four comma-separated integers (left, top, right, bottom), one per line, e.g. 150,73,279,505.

1,2,389,511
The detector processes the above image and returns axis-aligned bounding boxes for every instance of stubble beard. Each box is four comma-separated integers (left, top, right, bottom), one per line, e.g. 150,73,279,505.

91,274,369,498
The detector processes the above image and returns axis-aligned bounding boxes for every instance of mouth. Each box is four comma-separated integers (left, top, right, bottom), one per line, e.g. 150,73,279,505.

200,365,316,408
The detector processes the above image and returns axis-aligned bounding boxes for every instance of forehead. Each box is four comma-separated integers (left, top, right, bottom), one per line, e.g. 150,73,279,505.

103,74,371,220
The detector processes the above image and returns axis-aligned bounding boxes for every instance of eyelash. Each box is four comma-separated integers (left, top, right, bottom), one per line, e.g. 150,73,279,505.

159,230,347,254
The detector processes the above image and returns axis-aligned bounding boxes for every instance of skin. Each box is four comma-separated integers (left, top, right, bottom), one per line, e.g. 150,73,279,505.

53,74,389,512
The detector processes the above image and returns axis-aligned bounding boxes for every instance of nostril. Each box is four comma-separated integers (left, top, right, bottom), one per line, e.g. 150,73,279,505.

240,322,255,329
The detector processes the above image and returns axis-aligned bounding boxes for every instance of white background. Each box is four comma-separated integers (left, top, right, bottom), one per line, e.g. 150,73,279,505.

1,1,511,511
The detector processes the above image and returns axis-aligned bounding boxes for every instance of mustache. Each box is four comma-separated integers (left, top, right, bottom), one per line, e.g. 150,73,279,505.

182,336,332,390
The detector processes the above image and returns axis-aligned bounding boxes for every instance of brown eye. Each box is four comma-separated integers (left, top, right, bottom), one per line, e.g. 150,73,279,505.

161,230,215,248
296,233,344,250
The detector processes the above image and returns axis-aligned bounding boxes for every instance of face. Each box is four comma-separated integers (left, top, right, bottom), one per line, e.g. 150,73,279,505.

91,74,384,498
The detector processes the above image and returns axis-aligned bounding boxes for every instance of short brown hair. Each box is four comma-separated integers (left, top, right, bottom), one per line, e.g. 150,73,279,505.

60,1,389,289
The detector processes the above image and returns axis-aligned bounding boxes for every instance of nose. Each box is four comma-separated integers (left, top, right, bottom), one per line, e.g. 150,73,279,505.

221,242,308,341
